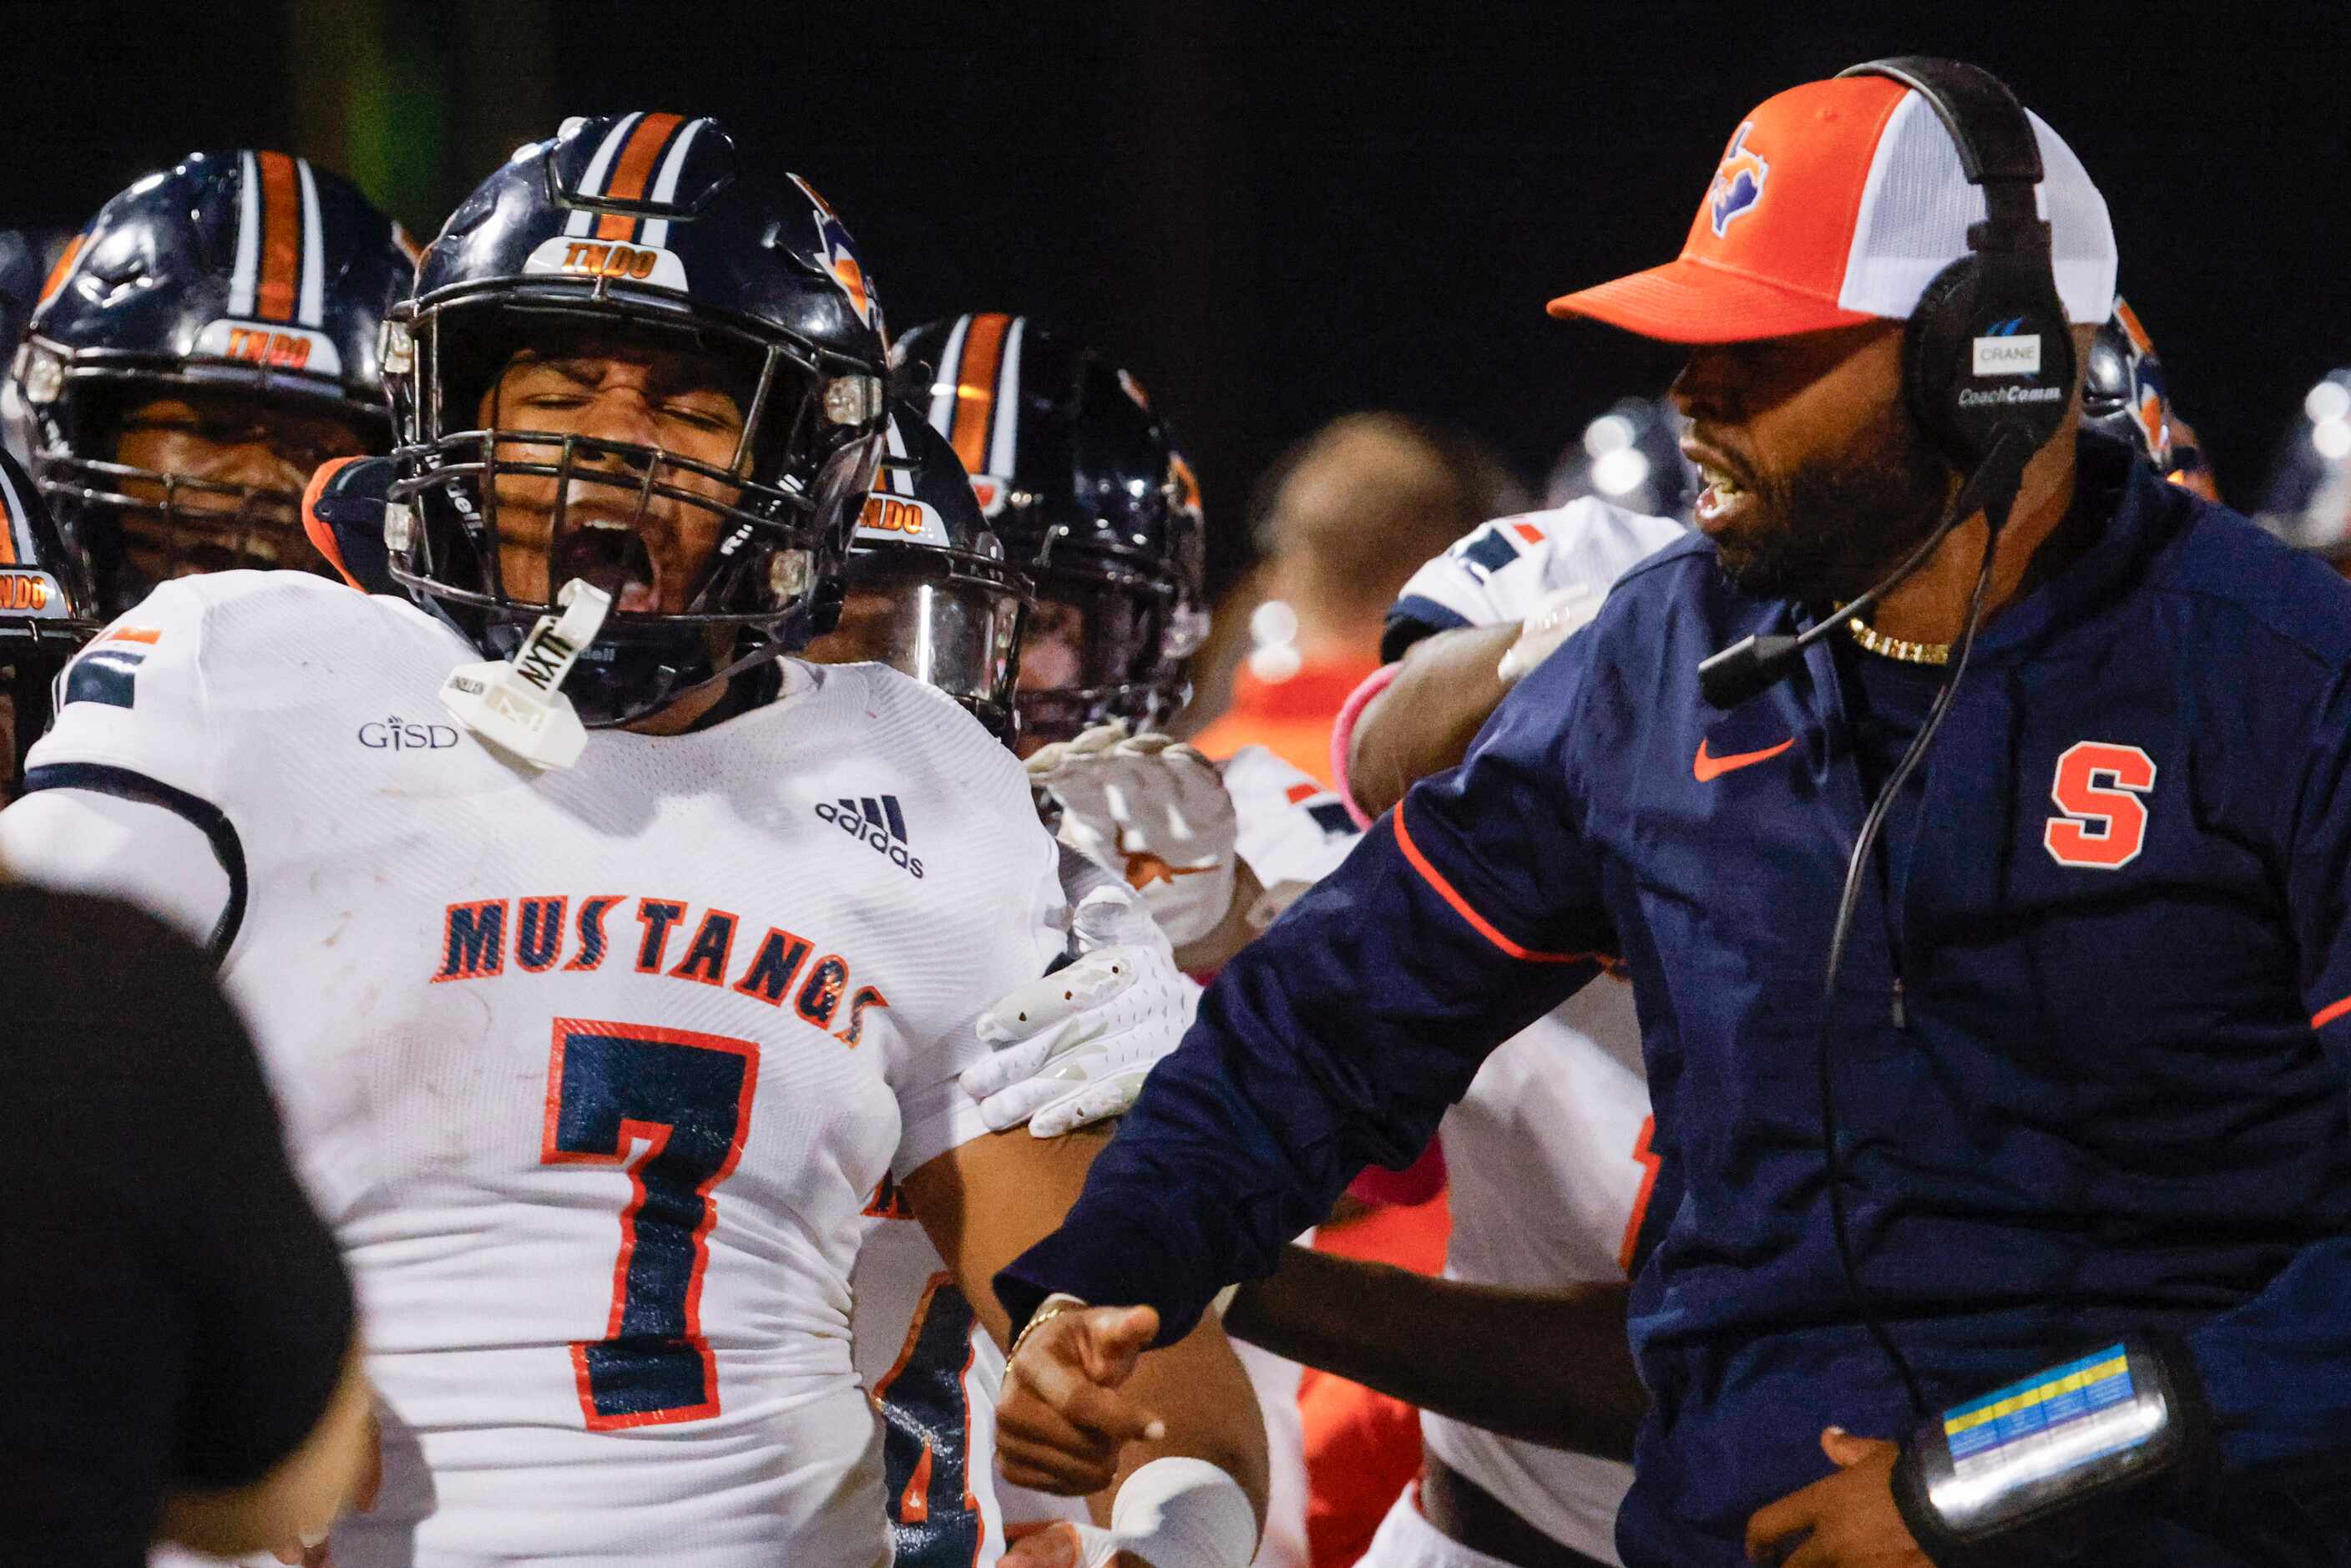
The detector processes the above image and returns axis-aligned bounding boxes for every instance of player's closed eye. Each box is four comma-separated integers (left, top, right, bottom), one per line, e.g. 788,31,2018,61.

663,402,737,434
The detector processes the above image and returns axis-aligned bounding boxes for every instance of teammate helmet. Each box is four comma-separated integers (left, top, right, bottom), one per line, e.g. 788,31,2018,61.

0,230,43,371
15,152,413,615
1545,397,1698,518
2257,371,2351,563
890,314,1206,744
807,405,1032,739
0,447,102,790
0,444,99,653
2080,296,2173,471
384,113,892,728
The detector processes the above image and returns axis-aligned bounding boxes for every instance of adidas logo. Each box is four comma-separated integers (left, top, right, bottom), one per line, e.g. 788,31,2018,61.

814,794,925,879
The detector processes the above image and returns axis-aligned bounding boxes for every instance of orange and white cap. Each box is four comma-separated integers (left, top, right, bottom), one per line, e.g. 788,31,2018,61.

1550,75,2116,343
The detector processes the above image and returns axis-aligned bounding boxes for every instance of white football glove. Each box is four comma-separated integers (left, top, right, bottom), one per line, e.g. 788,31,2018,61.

1027,721,1239,948
962,885,1197,1137
1494,580,1605,685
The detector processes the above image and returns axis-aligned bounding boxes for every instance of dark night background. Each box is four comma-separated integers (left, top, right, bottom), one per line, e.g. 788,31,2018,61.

3,0,2343,594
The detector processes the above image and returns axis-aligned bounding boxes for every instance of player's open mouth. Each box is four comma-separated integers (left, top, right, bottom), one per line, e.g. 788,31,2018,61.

555,517,660,613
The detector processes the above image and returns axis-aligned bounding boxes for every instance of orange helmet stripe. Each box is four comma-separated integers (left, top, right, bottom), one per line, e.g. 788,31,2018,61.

254,151,303,322
948,313,1012,477
2113,296,2156,357
38,232,85,307
595,111,684,240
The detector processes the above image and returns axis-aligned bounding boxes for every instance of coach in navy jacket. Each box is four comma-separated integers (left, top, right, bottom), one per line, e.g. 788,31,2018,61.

993,68,2351,1568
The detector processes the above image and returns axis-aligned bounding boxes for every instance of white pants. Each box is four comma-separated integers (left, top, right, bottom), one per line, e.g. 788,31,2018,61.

1355,1484,1524,1568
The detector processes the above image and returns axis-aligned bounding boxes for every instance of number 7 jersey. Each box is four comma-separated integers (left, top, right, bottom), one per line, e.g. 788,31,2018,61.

22,571,1068,1568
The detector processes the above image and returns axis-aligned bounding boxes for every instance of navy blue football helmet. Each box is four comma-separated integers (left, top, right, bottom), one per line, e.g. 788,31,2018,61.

804,403,1032,739
14,152,413,615
889,314,1206,745
0,448,101,789
2081,296,2173,471
1545,397,1698,518
383,112,892,728
0,230,43,375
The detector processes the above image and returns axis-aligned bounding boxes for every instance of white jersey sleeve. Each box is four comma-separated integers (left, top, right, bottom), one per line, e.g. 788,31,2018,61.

1220,745,1360,893
0,787,230,943
27,575,227,796
13,574,290,957
1381,498,1686,659
856,671,1069,1181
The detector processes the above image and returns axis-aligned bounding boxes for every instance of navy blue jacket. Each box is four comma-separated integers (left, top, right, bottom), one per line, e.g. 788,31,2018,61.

1003,438,2351,1564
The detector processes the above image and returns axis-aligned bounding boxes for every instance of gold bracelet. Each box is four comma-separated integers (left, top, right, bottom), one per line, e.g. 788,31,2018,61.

1009,1292,1089,1362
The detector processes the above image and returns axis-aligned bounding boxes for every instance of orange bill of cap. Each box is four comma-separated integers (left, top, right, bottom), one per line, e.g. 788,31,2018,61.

1548,75,1909,343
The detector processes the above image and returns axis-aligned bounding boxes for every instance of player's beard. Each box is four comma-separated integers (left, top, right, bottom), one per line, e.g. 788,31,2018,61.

1712,401,1958,607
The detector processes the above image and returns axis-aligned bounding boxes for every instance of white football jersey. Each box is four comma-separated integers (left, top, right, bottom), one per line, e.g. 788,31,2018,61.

1386,496,1685,651
1222,744,1360,899
1378,503,1679,1565
1418,983,1651,1566
22,571,1067,1568
852,1192,1014,1567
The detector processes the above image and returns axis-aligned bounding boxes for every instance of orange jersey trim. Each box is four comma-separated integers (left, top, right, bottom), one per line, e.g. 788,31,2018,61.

948,312,1011,476
1616,1113,1661,1274
2313,994,2351,1030
1393,798,1589,964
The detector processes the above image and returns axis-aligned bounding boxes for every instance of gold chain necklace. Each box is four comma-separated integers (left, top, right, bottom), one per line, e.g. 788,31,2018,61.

1844,615,1950,666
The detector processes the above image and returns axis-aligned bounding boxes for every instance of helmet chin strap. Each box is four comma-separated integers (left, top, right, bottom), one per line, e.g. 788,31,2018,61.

439,578,614,768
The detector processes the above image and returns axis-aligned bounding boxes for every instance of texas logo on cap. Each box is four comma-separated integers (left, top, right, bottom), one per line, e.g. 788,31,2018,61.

1707,125,1768,236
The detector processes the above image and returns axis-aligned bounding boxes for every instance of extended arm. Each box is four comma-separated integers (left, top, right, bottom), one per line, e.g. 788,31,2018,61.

995,640,1617,1346
1344,623,1517,818
908,1125,1269,1559
1223,1244,1644,1460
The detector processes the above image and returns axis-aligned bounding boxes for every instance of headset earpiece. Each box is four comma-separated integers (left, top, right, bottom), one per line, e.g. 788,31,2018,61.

1902,251,2075,470
1901,256,1984,464
1841,57,2076,478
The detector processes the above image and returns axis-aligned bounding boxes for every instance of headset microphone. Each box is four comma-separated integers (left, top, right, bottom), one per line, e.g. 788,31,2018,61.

1696,427,2036,709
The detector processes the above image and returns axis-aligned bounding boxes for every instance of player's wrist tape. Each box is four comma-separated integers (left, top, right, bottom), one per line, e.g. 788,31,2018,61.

1073,1456,1254,1568
1889,1331,2214,1567
1009,1291,1089,1362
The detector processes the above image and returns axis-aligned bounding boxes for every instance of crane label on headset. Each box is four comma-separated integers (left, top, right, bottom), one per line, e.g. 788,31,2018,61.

1971,324,2043,377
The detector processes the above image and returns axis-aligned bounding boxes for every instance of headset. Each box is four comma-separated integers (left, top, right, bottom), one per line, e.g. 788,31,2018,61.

1698,56,2075,710
1697,58,2081,1420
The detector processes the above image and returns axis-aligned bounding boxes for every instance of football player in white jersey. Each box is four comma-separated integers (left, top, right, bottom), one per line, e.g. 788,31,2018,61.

803,404,1108,1566
0,153,409,802
14,149,413,613
891,316,1333,1566
1016,489,1678,1568
0,116,1267,1568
